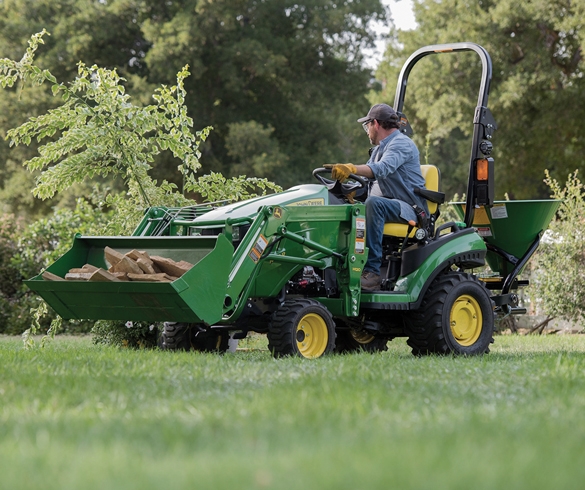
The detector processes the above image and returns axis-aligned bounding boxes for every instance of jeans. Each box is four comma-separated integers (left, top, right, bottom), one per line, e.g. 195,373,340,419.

365,196,405,274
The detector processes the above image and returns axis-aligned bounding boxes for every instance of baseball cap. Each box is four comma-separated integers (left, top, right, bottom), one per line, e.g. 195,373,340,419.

357,103,397,123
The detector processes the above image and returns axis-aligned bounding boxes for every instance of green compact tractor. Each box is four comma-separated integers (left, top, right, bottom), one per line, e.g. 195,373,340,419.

26,43,559,358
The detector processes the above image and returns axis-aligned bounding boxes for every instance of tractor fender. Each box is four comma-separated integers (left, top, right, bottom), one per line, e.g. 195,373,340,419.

401,226,483,277
397,228,487,308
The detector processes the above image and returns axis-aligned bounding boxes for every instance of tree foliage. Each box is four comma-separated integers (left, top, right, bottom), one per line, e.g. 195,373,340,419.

0,30,208,208
139,0,385,176
376,0,585,199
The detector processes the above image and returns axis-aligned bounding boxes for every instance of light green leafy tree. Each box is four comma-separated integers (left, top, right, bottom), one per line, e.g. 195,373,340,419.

0,31,281,227
0,0,151,217
0,31,205,212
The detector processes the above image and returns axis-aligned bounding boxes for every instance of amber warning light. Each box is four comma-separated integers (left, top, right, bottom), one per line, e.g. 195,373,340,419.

476,159,489,181
473,157,494,206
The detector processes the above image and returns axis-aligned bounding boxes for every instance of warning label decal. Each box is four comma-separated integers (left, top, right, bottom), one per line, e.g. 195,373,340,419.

490,204,508,219
249,234,268,263
355,217,366,254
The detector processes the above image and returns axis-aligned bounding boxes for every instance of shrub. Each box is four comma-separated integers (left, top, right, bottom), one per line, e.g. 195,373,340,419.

91,321,160,349
0,195,113,335
0,214,47,334
529,170,585,328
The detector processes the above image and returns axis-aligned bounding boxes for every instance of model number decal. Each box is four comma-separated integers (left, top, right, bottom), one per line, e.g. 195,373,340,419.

288,198,325,206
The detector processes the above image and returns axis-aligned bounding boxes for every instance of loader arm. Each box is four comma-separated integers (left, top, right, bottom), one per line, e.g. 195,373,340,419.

216,203,367,322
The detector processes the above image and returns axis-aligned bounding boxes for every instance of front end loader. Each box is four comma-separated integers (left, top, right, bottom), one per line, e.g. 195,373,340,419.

26,43,559,358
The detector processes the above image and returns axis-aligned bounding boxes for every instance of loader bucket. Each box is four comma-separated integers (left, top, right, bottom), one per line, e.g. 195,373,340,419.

25,234,234,324
451,200,560,275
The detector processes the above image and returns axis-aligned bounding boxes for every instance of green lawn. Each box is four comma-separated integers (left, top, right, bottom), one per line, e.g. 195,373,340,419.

1,334,584,490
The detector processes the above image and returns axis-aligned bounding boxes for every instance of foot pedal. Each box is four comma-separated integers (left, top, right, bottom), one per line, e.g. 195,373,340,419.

507,306,527,315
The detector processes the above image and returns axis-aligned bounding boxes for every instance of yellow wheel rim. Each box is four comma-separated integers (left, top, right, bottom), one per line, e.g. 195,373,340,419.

350,330,375,345
296,313,329,358
450,294,482,346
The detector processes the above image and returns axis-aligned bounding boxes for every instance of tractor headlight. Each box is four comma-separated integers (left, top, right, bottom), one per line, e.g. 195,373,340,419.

232,226,240,241
415,228,427,241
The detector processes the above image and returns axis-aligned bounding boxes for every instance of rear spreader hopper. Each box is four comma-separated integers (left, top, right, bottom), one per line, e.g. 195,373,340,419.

26,43,560,358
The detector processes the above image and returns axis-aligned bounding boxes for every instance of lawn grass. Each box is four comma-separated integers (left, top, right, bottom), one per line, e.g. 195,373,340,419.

1,334,585,489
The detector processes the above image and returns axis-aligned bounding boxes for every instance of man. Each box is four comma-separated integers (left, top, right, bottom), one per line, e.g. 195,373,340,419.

326,104,428,291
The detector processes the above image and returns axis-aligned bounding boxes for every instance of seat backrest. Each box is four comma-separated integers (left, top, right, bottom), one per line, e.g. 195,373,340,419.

420,164,440,214
382,164,441,238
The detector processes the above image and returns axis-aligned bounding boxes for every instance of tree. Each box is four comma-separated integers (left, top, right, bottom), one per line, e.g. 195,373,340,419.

140,0,387,186
375,0,585,200
0,0,388,218
0,0,151,217
0,31,207,212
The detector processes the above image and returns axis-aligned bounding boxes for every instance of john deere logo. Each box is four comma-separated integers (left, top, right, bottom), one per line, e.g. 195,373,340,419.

273,207,283,218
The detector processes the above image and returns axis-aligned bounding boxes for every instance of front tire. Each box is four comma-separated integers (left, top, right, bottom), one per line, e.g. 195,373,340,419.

268,299,336,359
158,322,191,350
406,271,494,356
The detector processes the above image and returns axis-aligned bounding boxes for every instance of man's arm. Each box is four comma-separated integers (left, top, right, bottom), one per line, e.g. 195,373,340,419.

353,164,375,179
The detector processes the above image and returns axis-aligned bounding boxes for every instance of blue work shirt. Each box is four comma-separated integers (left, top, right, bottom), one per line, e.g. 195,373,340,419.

366,130,428,222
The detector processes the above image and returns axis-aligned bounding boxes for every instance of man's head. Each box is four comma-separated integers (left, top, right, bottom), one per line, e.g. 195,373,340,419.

358,104,400,145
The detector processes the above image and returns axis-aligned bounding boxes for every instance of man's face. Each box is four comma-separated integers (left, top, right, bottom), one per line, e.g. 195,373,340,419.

364,120,379,145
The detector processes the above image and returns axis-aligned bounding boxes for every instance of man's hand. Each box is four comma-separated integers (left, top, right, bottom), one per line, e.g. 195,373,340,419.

323,163,357,182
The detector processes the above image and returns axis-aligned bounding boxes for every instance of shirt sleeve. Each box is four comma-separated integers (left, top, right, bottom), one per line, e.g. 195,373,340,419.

367,138,413,181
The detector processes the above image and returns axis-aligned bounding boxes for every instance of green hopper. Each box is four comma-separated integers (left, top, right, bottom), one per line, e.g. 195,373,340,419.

452,199,560,283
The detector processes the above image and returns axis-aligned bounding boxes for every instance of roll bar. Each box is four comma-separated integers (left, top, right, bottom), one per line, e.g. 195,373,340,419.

393,43,497,228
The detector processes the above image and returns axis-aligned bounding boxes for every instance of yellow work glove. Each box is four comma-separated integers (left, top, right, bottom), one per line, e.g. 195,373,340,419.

323,163,357,182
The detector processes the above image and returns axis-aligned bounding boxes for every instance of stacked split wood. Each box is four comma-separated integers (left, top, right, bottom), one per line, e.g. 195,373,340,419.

42,247,194,283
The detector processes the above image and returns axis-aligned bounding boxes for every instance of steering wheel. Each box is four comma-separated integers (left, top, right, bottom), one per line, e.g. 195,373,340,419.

312,167,368,197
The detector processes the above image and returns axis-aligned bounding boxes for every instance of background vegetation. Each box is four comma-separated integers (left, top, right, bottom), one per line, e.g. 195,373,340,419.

377,0,585,199
0,0,584,335
0,0,386,219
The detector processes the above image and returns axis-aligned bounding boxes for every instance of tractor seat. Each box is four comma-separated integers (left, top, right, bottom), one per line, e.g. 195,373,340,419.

383,164,444,238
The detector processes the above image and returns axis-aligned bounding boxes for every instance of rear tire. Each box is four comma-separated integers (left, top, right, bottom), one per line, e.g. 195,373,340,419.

406,271,494,356
268,299,336,359
159,322,229,353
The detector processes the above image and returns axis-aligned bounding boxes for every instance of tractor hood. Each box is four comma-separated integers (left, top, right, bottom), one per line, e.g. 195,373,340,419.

194,184,330,223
